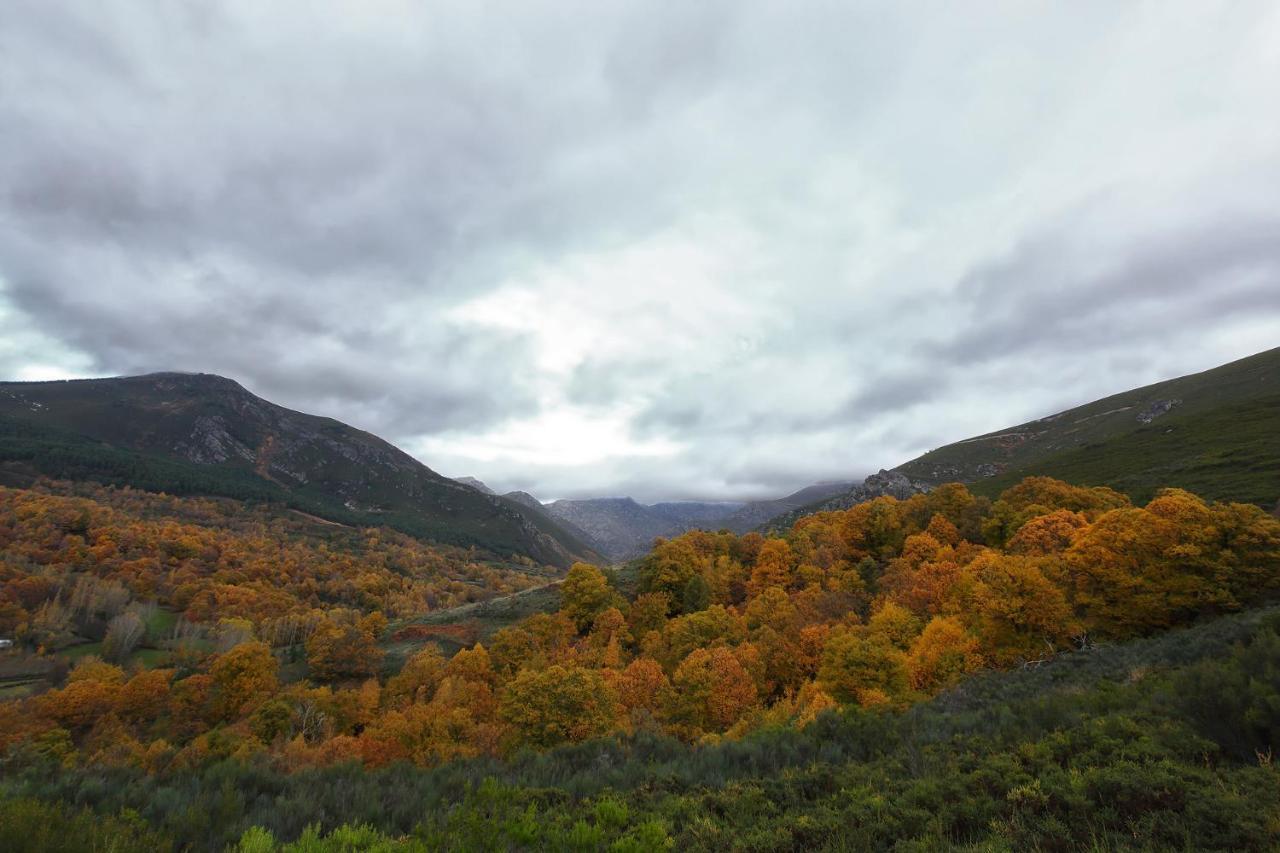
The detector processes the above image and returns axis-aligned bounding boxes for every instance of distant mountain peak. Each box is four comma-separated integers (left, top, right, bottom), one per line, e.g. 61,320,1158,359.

455,476,496,495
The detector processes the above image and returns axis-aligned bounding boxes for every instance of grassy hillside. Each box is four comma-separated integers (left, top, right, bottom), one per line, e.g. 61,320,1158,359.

898,347,1280,507
972,392,1280,506
0,374,599,567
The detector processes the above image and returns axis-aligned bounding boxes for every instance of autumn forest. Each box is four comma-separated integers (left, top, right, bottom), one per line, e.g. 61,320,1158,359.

2,466,1279,850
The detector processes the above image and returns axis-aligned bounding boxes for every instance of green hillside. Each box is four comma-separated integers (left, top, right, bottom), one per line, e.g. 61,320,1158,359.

0,373,599,567
898,347,1280,508
972,392,1280,506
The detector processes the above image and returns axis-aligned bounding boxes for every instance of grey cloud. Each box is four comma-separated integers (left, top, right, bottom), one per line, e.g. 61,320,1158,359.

838,372,948,420
938,197,1280,366
3,1,1280,502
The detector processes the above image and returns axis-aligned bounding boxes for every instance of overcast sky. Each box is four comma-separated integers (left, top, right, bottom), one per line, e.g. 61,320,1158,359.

2,2,1279,502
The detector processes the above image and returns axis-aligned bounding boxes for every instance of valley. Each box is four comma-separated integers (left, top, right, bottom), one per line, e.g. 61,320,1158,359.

5,5,1280,849
0,349,1277,851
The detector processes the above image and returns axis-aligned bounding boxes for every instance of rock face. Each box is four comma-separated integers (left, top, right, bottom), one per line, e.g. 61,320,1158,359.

1136,399,1180,424
0,372,598,568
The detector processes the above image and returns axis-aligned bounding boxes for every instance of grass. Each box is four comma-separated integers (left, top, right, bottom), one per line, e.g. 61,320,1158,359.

380,563,642,672
382,582,564,671
144,608,179,641
971,393,1280,506
0,679,44,699
896,347,1280,500
57,642,104,662
54,642,172,670
130,648,172,667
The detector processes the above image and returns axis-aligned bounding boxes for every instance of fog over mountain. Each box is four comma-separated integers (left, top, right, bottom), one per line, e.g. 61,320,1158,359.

3,2,1279,502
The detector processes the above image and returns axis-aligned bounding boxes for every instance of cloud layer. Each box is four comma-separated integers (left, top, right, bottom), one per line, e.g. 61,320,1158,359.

3,1,1279,501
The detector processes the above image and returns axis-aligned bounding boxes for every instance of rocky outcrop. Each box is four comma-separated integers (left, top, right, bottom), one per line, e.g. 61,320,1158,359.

1136,399,1180,424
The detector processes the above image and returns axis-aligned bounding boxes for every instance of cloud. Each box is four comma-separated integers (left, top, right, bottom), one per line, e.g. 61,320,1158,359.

2,1,1280,501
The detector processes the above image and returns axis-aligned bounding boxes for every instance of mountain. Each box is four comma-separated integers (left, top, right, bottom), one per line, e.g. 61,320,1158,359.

499,490,546,512
719,480,859,531
537,483,863,561
647,500,746,528
543,497,685,561
538,484,867,561
767,347,1280,528
454,476,495,495
0,372,598,567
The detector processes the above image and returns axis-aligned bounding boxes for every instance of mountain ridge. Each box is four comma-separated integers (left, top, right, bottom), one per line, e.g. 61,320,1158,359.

457,480,859,561
0,372,600,567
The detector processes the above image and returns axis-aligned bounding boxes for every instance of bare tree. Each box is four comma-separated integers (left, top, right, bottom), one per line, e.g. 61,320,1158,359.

103,611,146,663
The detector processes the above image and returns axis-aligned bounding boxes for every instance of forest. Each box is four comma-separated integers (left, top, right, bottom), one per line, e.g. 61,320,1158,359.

0,475,1278,850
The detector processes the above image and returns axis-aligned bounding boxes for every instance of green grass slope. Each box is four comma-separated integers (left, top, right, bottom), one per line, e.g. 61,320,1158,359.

972,391,1280,505
898,346,1280,507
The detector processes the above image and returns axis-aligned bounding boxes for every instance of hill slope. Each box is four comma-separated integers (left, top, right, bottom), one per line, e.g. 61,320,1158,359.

897,346,1280,505
0,372,598,566
720,480,858,531
768,348,1280,529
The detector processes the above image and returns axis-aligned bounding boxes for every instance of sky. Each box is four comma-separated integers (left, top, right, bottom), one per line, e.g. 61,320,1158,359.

2,1,1279,502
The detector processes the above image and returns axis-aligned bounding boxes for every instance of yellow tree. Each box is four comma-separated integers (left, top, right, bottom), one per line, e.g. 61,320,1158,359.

743,586,797,635
1210,500,1280,607
660,605,747,669
1064,495,1227,637
117,669,173,724
747,539,795,597
611,656,672,725
560,563,616,632
967,552,1072,664
306,619,384,681
210,641,279,720
1007,509,1088,556
867,601,922,650
906,616,983,691
668,646,758,736
587,607,632,668
627,592,671,641
446,644,496,687
818,628,909,706
384,644,446,707
499,665,620,748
